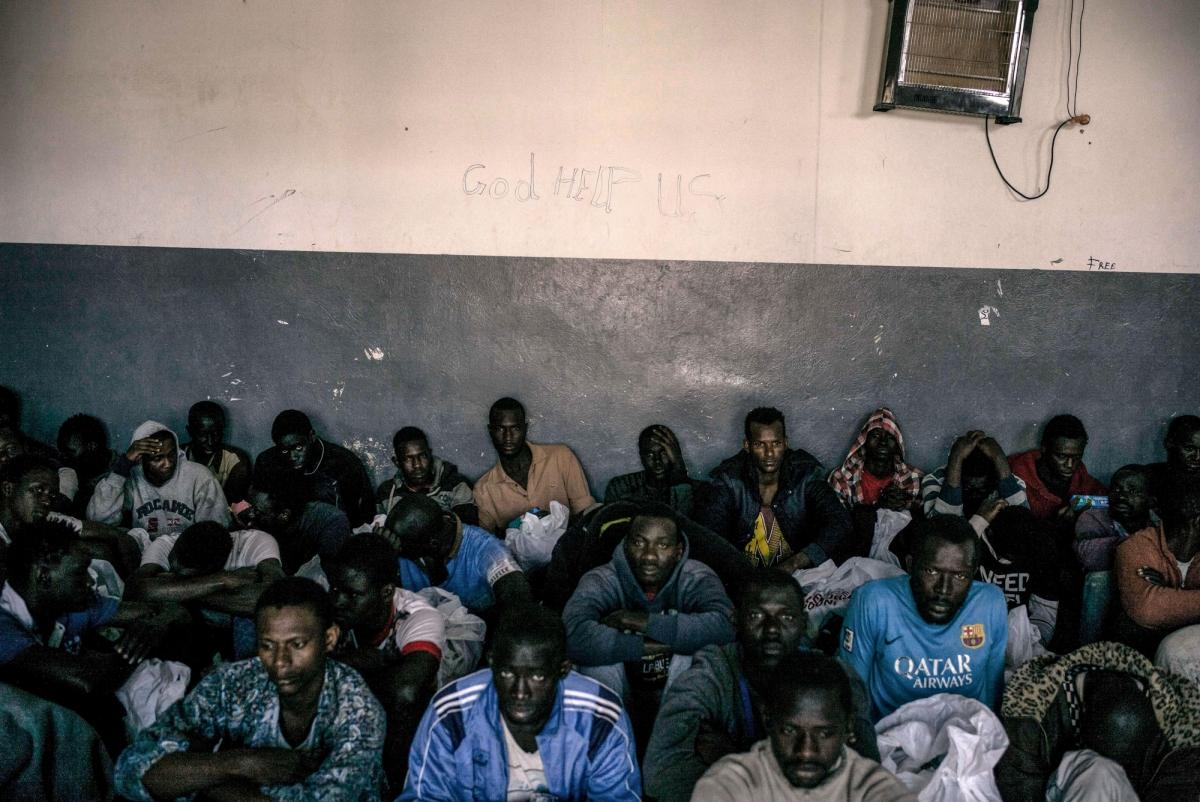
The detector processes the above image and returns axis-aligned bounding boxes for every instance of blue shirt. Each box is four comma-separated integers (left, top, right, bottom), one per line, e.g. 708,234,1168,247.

0,584,119,665
839,575,1007,721
402,668,641,802
398,524,521,613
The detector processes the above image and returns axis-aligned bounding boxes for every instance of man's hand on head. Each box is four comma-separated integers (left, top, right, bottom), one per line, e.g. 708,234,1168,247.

649,426,686,472
948,431,984,467
126,437,169,464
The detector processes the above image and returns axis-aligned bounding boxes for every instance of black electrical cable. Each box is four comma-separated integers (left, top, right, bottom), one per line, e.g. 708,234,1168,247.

1066,0,1087,118
1073,0,1086,116
984,115,1071,201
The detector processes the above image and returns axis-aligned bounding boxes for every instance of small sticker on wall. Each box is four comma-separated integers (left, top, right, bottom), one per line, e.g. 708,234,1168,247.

978,305,1000,326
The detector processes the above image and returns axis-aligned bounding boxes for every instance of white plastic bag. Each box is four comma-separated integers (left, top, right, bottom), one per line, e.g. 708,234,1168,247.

869,509,913,567
876,694,1008,802
115,658,191,736
504,500,570,571
794,557,906,639
415,586,487,688
1005,604,1051,679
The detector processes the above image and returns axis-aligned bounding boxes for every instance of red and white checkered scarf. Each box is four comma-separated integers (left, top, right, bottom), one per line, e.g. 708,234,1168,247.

828,407,924,507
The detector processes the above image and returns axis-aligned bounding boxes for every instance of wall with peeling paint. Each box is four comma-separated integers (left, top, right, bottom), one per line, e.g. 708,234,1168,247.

1,1,1198,272
2,244,1196,491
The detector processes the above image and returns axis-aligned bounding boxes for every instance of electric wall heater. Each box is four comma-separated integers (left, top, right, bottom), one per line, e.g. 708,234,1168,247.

875,0,1038,124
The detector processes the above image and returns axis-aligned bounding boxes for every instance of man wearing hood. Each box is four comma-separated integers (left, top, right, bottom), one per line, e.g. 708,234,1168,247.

693,407,853,571
375,426,478,525
87,420,230,538
563,503,735,749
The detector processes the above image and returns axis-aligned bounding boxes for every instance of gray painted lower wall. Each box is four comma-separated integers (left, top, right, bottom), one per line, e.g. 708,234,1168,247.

1,244,1196,491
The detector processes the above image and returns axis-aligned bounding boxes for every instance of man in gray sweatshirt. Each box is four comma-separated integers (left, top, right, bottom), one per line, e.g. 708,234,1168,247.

642,570,878,801
563,502,735,751
87,420,230,538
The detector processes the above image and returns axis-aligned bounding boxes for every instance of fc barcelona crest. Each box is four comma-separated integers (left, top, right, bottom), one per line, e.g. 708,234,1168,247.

961,624,985,649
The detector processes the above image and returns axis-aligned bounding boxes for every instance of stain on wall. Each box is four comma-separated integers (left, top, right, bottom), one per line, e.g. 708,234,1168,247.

1,244,1196,491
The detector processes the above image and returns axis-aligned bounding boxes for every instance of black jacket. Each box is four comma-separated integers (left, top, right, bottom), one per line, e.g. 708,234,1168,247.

692,448,853,566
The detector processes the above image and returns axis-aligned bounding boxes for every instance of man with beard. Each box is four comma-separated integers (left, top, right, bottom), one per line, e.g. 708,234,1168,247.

694,407,852,571
563,504,734,750
693,652,915,802
643,570,876,801
839,516,1007,720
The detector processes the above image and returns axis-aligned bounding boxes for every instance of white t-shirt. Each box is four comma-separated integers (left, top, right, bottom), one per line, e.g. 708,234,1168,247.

1179,558,1194,584
501,717,551,801
344,588,446,660
140,528,280,571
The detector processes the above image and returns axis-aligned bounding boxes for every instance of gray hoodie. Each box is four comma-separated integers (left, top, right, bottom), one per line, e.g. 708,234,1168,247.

87,420,230,537
642,642,879,801
563,531,735,666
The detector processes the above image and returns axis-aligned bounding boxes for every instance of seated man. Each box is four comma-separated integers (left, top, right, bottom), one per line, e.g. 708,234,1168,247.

828,408,924,555
0,519,186,754
839,516,1008,721
910,438,1056,642
375,426,478,524
473,397,596,534
643,570,877,802
87,420,230,537
1,454,142,581
542,501,754,611
183,400,251,503
1145,414,1200,502
326,533,444,793
604,424,697,514
383,494,531,615
563,504,735,748
126,521,284,659
693,407,852,570
1008,414,1106,523
242,478,352,575
1114,476,1200,680
115,577,385,801
57,413,117,518
254,409,375,527
692,652,915,802
401,605,641,802
1075,464,1157,573
996,641,1200,802
920,430,1028,529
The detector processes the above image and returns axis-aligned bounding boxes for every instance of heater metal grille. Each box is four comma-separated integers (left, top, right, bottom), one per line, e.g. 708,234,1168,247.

900,0,1020,94
875,0,1038,123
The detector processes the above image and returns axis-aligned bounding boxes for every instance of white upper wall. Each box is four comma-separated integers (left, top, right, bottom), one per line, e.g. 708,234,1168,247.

1,0,1197,272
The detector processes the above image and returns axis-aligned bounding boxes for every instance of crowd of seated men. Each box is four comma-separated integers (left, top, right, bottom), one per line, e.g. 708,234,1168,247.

0,382,1198,801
